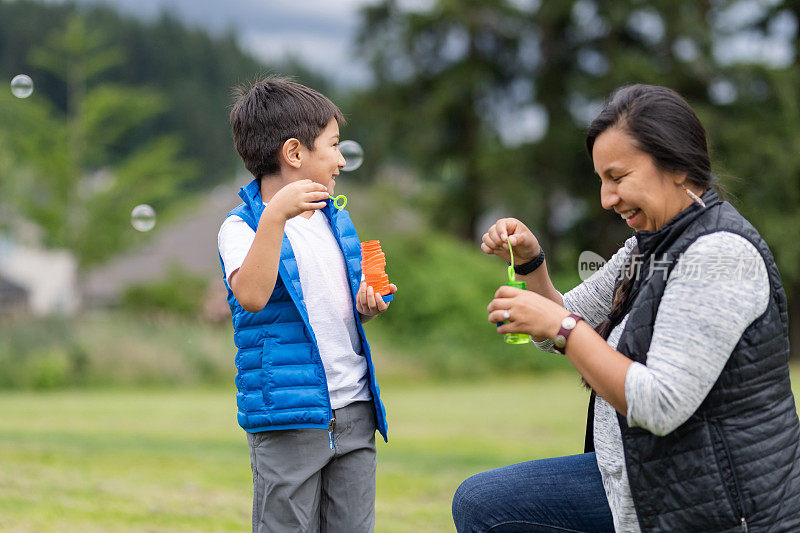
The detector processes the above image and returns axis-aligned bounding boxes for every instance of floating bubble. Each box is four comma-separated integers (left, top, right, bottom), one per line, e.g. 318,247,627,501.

339,140,364,172
131,204,156,232
10,74,33,98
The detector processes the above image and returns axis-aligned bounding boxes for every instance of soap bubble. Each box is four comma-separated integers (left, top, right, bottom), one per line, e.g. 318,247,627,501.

10,75,33,98
131,204,156,232
339,140,364,172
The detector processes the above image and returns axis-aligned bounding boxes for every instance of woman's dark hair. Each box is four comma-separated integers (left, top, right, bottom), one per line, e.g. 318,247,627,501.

586,84,715,192
587,84,715,343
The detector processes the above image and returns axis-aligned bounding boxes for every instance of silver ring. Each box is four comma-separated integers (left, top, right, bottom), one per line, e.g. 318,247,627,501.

503,310,510,321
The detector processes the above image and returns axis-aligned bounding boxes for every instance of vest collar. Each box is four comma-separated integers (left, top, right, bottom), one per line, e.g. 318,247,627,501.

617,188,720,321
239,178,263,214
634,188,720,259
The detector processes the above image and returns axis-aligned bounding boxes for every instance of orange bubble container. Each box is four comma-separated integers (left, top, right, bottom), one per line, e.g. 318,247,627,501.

361,240,393,302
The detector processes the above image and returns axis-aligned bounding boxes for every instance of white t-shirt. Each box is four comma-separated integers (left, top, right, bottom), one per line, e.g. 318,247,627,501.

218,206,371,410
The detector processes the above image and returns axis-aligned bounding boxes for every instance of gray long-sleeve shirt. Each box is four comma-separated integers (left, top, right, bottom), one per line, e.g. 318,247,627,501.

538,231,770,532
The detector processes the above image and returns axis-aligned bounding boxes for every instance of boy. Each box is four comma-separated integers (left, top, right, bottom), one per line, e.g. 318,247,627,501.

218,76,395,532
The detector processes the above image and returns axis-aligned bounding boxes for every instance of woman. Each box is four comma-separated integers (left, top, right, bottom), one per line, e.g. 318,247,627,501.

453,85,800,532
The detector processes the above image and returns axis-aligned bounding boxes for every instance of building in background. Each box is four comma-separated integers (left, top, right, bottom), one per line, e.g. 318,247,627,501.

0,237,79,315
81,181,241,313
0,275,28,314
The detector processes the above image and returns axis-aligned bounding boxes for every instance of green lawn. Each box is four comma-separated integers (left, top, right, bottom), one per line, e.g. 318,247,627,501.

1,372,798,532
0,374,589,532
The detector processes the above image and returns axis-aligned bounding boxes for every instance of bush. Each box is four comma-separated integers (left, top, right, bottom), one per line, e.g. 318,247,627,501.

121,266,208,317
366,232,573,377
0,232,580,389
0,312,234,390
0,316,89,389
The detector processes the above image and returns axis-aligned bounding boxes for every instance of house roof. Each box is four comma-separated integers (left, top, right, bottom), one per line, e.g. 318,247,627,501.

0,275,27,307
81,180,243,304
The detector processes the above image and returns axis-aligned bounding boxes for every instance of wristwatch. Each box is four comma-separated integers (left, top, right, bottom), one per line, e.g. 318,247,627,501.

553,313,584,354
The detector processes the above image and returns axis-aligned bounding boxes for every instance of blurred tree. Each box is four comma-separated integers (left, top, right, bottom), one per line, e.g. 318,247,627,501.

355,0,800,353
698,1,800,351
531,0,721,257
356,0,535,239
0,0,267,191
0,14,195,265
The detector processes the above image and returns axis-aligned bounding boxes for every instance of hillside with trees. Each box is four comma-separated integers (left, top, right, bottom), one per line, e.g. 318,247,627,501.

351,0,800,351
1,0,798,371
0,0,270,265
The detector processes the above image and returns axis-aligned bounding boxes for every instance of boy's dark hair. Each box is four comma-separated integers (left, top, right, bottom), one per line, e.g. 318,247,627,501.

230,76,345,179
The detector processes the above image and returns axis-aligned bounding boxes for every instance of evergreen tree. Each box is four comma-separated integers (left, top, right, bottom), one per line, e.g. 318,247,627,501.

355,0,800,353
356,0,535,239
0,14,195,265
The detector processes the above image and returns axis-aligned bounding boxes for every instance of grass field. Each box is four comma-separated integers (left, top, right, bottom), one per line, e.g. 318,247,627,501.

1,371,798,532
0,373,591,532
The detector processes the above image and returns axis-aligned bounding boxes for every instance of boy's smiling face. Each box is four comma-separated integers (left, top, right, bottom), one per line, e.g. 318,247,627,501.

299,118,346,194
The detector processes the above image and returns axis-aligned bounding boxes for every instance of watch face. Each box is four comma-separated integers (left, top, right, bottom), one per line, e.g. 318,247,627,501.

562,316,577,330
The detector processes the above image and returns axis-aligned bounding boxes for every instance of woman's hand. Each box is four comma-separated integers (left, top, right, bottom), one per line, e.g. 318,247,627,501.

487,285,569,339
480,218,541,264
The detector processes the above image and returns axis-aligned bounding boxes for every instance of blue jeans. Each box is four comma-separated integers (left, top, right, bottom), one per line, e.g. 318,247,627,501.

452,453,614,533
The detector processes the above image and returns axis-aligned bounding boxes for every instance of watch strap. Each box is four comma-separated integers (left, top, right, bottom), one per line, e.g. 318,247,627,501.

553,313,584,354
513,248,545,275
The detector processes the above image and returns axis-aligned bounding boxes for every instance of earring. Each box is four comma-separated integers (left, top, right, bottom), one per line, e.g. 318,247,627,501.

681,184,706,208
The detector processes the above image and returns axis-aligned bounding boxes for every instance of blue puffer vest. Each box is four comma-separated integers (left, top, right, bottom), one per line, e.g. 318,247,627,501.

219,179,388,441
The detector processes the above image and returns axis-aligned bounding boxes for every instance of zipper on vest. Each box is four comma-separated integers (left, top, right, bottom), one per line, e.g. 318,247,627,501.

710,420,748,529
328,418,336,450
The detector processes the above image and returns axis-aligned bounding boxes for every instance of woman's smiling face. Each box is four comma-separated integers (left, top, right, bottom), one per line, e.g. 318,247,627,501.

592,126,694,232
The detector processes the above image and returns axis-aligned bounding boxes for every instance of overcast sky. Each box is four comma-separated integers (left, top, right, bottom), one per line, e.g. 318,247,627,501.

47,0,386,86
40,0,798,96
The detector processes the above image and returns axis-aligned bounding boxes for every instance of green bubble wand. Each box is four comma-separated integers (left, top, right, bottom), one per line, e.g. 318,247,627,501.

329,194,347,210
507,236,516,283
501,236,532,344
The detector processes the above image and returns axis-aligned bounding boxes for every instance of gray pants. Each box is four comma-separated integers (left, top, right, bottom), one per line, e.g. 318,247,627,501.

247,401,377,533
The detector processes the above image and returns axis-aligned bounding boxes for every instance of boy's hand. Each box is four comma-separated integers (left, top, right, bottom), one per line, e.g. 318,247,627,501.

267,179,329,221
480,217,541,264
356,281,397,320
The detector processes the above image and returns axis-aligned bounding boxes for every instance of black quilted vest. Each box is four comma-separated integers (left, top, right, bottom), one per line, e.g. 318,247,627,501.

599,189,800,531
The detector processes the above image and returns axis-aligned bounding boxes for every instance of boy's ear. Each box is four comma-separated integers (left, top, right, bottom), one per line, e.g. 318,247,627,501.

281,138,303,169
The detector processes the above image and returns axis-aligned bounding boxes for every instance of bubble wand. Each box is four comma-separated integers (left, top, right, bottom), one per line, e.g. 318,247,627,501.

507,236,516,284
499,237,532,344
328,194,347,210
328,139,362,209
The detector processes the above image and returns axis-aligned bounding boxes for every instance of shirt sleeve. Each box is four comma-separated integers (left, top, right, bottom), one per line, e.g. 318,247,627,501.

562,236,638,327
218,215,256,284
625,232,770,436
534,236,637,352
